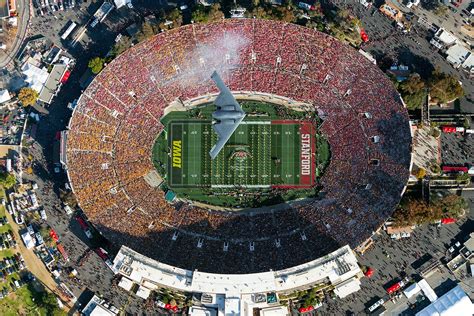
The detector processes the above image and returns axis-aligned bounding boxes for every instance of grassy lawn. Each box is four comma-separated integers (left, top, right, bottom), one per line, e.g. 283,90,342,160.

0,284,66,316
0,186,5,200
0,205,12,235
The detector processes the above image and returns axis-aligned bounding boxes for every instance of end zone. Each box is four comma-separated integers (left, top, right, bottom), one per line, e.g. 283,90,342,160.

272,120,316,189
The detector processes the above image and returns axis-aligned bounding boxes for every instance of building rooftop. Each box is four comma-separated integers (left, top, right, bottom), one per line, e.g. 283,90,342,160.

38,64,67,104
113,245,361,296
82,295,118,316
415,285,473,316
435,29,458,46
446,44,471,67
189,306,218,316
464,233,474,252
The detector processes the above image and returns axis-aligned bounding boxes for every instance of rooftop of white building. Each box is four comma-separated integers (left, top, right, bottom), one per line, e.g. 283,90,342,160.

113,245,361,296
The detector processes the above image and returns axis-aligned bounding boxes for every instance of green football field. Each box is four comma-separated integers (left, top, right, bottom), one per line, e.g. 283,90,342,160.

167,119,313,188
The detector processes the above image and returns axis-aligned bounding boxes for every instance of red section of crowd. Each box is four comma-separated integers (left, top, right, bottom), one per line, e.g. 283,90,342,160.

65,19,412,274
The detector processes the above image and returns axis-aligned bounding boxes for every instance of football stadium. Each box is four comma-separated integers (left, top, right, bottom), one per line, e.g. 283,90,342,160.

65,19,412,274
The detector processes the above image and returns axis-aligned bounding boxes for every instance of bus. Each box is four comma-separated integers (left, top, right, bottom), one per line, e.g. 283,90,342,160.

61,22,77,40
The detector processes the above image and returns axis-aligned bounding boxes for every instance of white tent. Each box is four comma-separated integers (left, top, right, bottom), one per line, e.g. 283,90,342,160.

403,282,422,299
416,285,473,316
21,232,35,249
0,90,11,104
333,278,361,298
113,0,127,8
21,62,48,94
418,279,438,303
136,286,151,299
118,277,134,291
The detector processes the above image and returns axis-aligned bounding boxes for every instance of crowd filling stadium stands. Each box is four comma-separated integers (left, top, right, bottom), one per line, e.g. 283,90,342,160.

65,19,412,274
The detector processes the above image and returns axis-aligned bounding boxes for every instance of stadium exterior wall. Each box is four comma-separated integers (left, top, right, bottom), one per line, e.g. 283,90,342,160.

112,244,363,296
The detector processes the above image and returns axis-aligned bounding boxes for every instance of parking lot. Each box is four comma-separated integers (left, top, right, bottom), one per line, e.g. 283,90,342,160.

318,213,472,315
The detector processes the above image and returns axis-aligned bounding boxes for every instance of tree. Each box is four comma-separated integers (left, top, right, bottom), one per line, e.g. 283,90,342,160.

429,70,464,104
456,173,470,182
274,6,297,23
192,6,208,23
39,226,53,244
88,57,105,74
306,18,325,31
430,127,441,138
246,6,272,19
433,5,448,16
18,87,39,107
397,74,426,110
59,190,78,208
327,8,361,45
112,36,132,56
167,9,183,28
434,194,468,218
463,117,470,129
393,199,441,227
400,74,425,94
416,168,426,179
159,9,183,30
0,172,15,189
430,162,441,174
136,22,155,42
208,4,224,22
192,4,223,23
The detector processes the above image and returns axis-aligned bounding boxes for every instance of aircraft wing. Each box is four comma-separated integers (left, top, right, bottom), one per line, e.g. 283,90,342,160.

211,71,244,113
209,116,245,159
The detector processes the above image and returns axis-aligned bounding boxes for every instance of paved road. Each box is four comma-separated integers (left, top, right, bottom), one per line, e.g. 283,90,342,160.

0,0,31,69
